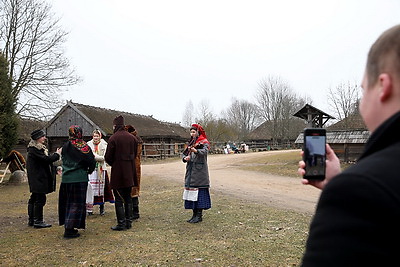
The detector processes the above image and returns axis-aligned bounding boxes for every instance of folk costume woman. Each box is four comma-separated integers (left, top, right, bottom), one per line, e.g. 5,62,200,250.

182,124,212,223
59,126,96,238
86,129,114,215
26,129,61,228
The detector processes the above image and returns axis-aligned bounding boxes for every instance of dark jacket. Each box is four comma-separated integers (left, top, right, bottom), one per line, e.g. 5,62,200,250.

105,128,137,189
26,141,60,194
183,142,210,188
61,141,96,183
302,111,400,267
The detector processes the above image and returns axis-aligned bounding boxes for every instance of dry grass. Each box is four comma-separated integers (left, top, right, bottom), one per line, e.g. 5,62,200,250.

0,153,312,267
238,151,302,177
238,150,353,177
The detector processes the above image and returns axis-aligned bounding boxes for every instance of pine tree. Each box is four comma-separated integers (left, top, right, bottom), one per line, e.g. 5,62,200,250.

0,52,18,159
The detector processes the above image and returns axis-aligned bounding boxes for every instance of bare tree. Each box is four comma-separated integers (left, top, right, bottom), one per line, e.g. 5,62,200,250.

223,98,261,141
195,99,215,127
256,76,308,141
0,0,80,119
181,100,194,127
204,118,236,142
328,81,360,121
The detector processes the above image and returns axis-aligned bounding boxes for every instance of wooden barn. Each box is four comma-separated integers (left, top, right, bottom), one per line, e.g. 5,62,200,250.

245,118,306,151
244,121,275,151
45,101,188,159
294,111,370,162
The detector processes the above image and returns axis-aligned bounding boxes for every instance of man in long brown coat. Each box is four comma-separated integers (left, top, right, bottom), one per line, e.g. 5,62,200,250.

105,115,138,230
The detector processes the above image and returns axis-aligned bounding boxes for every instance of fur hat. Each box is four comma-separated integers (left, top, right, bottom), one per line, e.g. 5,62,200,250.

31,129,45,140
113,115,124,126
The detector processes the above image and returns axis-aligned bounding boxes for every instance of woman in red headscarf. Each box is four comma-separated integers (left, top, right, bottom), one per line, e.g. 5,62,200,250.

182,123,212,223
58,125,96,238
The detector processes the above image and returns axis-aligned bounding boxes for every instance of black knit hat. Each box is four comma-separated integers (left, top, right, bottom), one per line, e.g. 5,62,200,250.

31,129,45,140
113,115,124,126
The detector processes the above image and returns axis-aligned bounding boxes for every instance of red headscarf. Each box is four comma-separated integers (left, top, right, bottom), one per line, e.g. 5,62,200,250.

191,123,210,147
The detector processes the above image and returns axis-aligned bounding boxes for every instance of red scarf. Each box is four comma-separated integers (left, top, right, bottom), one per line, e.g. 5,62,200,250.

191,123,210,147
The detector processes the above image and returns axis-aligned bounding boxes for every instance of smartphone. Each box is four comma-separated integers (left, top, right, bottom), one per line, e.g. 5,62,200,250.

303,128,326,180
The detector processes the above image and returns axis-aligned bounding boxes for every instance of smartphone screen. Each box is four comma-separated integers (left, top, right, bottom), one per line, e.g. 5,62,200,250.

303,128,326,180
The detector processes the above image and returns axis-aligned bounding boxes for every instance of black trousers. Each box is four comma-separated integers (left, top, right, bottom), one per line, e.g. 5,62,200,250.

28,193,46,206
112,187,132,206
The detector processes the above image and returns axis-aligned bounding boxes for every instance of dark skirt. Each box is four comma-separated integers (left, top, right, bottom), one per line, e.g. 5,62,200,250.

59,182,88,229
184,188,211,210
93,172,115,205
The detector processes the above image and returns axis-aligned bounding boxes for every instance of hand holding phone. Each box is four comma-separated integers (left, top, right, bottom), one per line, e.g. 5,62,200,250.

303,128,326,180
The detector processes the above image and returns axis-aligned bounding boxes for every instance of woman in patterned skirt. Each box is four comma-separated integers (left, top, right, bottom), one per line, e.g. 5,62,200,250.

86,129,114,215
182,123,212,223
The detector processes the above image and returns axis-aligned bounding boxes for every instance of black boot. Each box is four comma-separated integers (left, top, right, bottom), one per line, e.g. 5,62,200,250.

189,209,203,223
111,203,126,231
33,204,52,228
28,203,34,226
132,197,140,220
64,228,80,238
99,204,105,215
187,209,196,223
125,201,133,229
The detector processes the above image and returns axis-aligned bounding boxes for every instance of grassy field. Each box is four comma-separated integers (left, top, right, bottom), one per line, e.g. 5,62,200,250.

0,151,312,266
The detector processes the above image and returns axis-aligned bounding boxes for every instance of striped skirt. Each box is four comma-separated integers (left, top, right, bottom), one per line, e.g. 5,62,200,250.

59,182,88,229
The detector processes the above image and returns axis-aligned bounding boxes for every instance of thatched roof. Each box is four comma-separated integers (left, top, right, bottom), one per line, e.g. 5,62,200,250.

245,121,273,141
18,118,47,141
328,112,367,130
46,101,188,140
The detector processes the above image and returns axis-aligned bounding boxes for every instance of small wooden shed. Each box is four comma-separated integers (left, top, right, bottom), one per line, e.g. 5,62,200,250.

295,130,369,162
45,101,188,158
295,112,370,162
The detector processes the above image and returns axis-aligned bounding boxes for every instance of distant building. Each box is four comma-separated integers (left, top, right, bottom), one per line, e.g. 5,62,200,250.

13,118,47,158
294,106,369,162
44,101,188,158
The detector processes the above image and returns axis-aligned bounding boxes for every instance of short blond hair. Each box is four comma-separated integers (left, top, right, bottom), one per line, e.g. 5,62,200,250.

366,24,400,87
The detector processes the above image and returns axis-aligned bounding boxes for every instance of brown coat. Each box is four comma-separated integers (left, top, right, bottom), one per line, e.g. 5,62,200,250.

105,129,137,189
131,142,142,197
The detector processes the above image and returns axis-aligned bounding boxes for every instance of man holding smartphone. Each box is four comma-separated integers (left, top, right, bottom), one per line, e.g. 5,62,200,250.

298,24,400,266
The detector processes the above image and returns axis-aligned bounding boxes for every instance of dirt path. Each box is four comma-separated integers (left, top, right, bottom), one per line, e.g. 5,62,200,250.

142,150,321,215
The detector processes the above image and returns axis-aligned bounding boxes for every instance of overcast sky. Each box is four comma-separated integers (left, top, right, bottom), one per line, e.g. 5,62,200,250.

51,0,400,124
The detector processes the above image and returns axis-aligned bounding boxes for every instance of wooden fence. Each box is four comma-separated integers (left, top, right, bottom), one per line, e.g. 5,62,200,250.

142,142,186,160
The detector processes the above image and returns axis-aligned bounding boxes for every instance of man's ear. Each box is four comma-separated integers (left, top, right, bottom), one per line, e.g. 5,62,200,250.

379,73,393,102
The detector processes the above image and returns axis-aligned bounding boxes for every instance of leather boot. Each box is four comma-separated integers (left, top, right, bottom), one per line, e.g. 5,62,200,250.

33,204,52,228
64,228,80,238
125,201,133,229
111,203,126,231
131,197,140,220
99,204,105,215
189,209,203,223
28,204,34,226
187,209,196,223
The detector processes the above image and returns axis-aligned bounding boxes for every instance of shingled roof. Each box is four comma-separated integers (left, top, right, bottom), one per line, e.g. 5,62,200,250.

295,130,370,144
45,101,188,140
